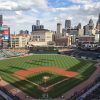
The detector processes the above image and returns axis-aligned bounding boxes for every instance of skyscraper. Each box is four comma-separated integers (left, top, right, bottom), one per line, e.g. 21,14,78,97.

65,20,71,29
32,25,37,31
96,13,100,30
96,13,100,44
83,25,89,35
77,23,81,29
36,20,40,26
83,19,94,36
88,19,94,30
0,15,3,27
32,20,44,32
57,23,61,34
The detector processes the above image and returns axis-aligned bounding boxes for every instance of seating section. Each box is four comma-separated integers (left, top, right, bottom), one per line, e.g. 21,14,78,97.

84,85,100,100
0,87,20,100
68,78,100,100
0,50,8,58
0,49,18,58
63,49,100,60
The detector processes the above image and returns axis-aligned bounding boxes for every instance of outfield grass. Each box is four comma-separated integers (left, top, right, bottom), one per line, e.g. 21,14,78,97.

0,54,96,98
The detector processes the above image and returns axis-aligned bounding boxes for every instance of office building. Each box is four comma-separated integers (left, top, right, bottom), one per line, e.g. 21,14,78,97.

57,23,62,34
0,15,3,27
29,29,54,46
88,19,94,30
96,13,100,44
84,19,94,36
78,29,84,36
96,13,100,30
36,20,40,26
32,20,44,32
19,30,29,34
55,36,72,46
10,34,30,48
77,23,81,29
76,35,95,44
83,24,90,35
65,20,71,29
95,34,99,43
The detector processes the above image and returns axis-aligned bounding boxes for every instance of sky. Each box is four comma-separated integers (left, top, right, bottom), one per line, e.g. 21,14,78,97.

0,0,100,33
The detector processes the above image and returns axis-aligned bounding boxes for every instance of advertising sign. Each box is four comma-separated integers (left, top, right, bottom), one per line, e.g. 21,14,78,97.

2,35,9,40
2,30,9,35
4,35,9,40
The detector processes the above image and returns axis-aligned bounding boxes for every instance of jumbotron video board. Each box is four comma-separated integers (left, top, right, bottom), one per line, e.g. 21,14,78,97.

0,25,10,48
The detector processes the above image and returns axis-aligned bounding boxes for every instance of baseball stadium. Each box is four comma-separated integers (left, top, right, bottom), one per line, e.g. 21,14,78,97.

0,49,98,100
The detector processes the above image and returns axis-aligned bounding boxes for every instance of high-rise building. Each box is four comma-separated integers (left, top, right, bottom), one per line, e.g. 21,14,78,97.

88,19,94,30
77,23,81,29
40,25,44,29
19,30,29,34
0,15,3,27
57,23,61,34
83,19,94,36
36,20,40,26
65,20,71,29
32,25,37,31
32,20,44,32
96,13,100,30
96,13,100,45
83,25,90,35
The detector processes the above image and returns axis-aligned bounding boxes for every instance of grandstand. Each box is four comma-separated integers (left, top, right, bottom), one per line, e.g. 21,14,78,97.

68,77,100,100
63,49,100,60
0,87,20,100
0,49,18,59
84,85,100,100
0,50,9,58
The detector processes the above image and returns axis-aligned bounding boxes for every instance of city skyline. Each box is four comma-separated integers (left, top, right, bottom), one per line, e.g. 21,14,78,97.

0,0,100,33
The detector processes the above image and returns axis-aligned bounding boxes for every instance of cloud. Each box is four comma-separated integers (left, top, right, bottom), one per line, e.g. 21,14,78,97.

69,0,92,4
0,0,48,11
0,0,99,33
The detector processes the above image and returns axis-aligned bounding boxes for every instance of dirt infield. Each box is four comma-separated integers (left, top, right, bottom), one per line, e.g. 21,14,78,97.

14,66,78,78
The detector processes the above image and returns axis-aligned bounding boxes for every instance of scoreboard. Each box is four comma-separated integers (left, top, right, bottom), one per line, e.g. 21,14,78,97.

0,25,10,48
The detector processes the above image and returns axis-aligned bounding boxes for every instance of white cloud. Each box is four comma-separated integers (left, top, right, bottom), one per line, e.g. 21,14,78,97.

0,0,48,11
0,0,99,33
69,0,92,4
15,11,23,15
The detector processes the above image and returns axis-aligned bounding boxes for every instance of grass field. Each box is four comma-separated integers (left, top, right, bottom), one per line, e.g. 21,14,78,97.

26,71,67,87
0,54,96,98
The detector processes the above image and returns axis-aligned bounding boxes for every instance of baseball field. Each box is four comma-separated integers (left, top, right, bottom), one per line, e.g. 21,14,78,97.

0,54,96,98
